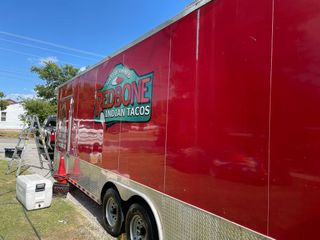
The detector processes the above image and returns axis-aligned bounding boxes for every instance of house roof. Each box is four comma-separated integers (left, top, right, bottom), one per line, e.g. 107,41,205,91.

4,99,17,105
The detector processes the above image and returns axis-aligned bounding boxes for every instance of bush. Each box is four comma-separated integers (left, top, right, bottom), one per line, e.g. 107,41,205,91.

21,99,56,123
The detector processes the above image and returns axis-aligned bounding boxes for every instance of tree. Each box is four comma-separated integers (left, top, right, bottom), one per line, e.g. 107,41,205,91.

31,61,79,104
21,99,57,123
0,91,8,110
21,61,79,121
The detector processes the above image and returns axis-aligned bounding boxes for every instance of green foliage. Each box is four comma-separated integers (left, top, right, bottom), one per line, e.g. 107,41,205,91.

31,61,79,103
0,91,8,110
21,99,56,123
22,61,79,121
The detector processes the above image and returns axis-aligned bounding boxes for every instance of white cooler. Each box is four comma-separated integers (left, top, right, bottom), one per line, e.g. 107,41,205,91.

16,174,53,210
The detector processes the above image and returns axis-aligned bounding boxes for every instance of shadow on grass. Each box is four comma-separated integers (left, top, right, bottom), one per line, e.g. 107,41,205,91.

69,188,105,226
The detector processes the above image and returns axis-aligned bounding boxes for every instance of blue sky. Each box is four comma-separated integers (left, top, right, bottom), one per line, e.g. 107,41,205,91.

0,0,192,100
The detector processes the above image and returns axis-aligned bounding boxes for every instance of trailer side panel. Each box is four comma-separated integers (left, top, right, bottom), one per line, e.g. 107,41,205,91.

270,0,320,239
165,0,272,234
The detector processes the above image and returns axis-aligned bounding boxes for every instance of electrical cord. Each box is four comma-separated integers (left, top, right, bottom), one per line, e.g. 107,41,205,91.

21,206,42,240
0,187,41,239
0,202,18,205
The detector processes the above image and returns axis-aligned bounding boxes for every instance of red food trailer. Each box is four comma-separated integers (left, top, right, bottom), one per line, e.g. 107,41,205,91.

55,0,320,239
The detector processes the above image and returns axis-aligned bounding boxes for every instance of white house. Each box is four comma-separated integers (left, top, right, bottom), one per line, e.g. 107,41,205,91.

0,101,25,130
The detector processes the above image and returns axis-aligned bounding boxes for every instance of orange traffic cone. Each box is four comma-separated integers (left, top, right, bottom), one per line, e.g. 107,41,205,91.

54,155,67,184
72,157,80,181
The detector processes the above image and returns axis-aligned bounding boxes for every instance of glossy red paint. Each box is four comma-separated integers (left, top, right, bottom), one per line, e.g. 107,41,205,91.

75,70,97,162
165,1,272,234
270,0,320,239
118,28,171,192
97,55,124,171
55,0,320,238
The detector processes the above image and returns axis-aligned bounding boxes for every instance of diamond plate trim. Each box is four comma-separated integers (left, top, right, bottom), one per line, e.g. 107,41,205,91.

59,154,272,240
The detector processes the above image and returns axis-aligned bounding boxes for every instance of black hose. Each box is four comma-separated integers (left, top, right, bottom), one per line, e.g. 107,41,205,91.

22,207,41,240
0,202,18,205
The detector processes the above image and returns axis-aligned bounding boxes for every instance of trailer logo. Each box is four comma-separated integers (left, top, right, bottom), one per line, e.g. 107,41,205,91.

94,63,153,127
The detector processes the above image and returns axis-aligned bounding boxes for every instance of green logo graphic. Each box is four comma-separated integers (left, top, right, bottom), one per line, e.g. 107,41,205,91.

94,63,153,127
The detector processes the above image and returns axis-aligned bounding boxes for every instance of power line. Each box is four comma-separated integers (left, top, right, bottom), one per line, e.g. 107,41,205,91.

0,72,34,80
0,75,33,82
0,66,31,75
0,37,98,61
0,46,81,67
0,68,33,75
0,70,34,79
0,46,40,58
0,31,105,58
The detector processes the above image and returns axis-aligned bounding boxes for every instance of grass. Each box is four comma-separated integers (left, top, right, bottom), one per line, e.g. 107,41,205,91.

0,130,20,139
0,160,104,240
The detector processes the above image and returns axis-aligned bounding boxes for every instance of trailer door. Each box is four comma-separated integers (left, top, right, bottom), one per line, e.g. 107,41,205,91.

66,97,74,153
57,97,74,157
57,96,75,173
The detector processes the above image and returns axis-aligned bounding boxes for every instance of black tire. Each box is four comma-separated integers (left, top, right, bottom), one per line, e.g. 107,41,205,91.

125,203,158,240
102,188,124,237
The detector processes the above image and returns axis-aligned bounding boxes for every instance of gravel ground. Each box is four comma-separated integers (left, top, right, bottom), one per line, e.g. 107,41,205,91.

0,138,54,180
0,137,119,240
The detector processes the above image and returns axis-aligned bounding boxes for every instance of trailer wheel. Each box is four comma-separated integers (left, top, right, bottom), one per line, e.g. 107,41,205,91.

102,188,124,237
125,203,158,240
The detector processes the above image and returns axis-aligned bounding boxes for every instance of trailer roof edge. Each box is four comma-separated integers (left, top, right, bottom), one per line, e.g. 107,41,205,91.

57,0,213,90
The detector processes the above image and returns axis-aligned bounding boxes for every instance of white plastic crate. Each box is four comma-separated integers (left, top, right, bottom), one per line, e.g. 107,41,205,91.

16,174,53,210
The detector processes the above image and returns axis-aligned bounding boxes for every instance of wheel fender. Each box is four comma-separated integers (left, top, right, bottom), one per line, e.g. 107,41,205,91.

110,181,163,240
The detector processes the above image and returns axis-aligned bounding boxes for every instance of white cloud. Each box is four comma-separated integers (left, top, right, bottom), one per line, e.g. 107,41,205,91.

79,66,87,72
6,93,36,102
38,56,58,66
